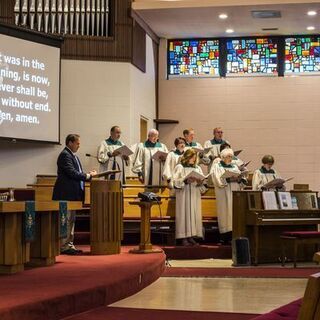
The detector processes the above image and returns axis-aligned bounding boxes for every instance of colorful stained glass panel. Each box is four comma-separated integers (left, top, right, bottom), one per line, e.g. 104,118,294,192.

285,37,320,73
226,38,278,75
168,40,220,76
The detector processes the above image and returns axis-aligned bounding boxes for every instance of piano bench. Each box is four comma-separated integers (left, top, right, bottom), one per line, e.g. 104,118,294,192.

280,232,320,268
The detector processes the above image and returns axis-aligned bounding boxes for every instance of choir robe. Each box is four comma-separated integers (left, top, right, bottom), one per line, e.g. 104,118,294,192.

204,138,229,184
185,141,210,165
173,164,204,239
132,140,168,186
184,141,203,151
211,161,241,234
97,137,127,184
163,149,183,189
252,167,281,191
212,155,248,189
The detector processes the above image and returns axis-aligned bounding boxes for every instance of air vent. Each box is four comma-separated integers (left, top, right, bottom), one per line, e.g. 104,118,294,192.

251,10,281,19
262,27,279,31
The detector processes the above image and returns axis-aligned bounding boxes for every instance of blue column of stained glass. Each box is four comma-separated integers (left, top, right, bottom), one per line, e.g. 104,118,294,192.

285,37,320,73
168,40,220,76
226,38,278,75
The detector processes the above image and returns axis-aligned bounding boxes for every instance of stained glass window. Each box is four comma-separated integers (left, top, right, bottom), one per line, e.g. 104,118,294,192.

226,38,278,75
168,40,220,76
285,37,320,73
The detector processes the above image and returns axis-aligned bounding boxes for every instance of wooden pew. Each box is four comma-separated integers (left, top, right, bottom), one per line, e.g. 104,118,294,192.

28,175,217,219
298,272,320,320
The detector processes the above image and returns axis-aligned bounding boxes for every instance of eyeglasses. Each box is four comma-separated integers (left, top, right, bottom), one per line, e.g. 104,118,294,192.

216,131,223,134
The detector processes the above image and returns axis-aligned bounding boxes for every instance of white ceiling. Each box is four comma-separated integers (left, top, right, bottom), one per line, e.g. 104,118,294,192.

132,2,320,38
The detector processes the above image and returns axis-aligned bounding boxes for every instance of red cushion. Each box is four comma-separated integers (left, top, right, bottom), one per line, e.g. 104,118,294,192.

282,231,320,239
252,299,301,320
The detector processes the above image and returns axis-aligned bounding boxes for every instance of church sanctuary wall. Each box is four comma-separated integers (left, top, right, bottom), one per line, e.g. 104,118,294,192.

158,39,320,191
0,34,156,188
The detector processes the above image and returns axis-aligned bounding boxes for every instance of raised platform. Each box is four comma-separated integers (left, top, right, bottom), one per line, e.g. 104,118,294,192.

0,246,166,320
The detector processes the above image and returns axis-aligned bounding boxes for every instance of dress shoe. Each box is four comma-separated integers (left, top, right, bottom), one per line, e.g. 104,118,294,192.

60,248,81,255
181,238,191,246
188,237,200,246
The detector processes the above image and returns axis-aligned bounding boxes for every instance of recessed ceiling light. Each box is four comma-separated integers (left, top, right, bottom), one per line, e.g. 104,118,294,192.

307,26,315,30
226,29,234,33
219,13,228,19
307,10,317,16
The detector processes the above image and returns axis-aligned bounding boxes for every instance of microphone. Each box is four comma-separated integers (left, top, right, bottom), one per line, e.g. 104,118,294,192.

86,153,98,159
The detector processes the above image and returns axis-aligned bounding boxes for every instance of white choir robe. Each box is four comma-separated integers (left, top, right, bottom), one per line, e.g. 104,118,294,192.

211,161,241,234
132,141,168,186
97,138,128,184
252,167,281,191
163,149,183,189
185,141,210,166
173,164,204,239
204,138,229,184
184,141,203,151
212,155,248,189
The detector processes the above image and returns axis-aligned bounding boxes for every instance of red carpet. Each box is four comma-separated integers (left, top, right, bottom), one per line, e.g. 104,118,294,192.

162,244,232,260
64,306,259,320
0,246,165,320
163,266,319,278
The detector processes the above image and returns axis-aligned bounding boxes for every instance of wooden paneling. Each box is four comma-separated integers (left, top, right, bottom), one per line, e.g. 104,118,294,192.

132,20,146,72
0,0,147,64
0,0,14,24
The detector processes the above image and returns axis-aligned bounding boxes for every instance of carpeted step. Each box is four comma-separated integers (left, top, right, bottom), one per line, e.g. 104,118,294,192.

0,246,166,320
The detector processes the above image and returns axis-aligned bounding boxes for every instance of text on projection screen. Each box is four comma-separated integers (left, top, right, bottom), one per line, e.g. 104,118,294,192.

0,33,60,142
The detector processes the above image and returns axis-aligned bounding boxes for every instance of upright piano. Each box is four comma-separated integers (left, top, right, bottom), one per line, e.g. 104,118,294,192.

233,191,320,264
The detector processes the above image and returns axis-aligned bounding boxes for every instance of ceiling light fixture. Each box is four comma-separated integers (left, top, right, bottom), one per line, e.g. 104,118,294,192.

226,29,234,33
307,10,317,16
307,26,315,30
219,13,228,19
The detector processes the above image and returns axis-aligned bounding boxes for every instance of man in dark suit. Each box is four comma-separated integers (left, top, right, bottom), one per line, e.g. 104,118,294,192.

53,134,96,254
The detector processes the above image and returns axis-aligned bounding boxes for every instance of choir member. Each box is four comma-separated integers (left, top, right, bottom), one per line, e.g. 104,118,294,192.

211,148,241,244
173,148,205,246
183,128,210,165
97,126,128,184
163,137,186,189
204,127,229,185
213,143,249,188
252,155,282,191
183,128,203,150
132,129,168,186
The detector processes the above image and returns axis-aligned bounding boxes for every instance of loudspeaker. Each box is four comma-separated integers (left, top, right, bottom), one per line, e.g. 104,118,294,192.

232,237,251,266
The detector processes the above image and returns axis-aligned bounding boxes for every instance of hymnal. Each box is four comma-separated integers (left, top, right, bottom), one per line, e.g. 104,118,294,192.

184,171,210,182
193,146,213,154
221,169,241,179
262,177,294,190
277,192,293,209
152,151,168,161
112,145,133,157
262,191,279,210
234,150,242,157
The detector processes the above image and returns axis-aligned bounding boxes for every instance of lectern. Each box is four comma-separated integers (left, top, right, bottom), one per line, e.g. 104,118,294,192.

90,179,122,255
129,201,163,254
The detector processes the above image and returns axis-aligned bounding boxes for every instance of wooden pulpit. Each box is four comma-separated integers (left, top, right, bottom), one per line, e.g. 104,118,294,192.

90,180,122,255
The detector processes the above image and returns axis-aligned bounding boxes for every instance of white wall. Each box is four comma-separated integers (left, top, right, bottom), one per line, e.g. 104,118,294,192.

0,35,156,188
158,39,320,191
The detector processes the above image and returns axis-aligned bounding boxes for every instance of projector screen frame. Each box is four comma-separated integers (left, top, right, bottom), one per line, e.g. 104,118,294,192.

0,22,63,145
